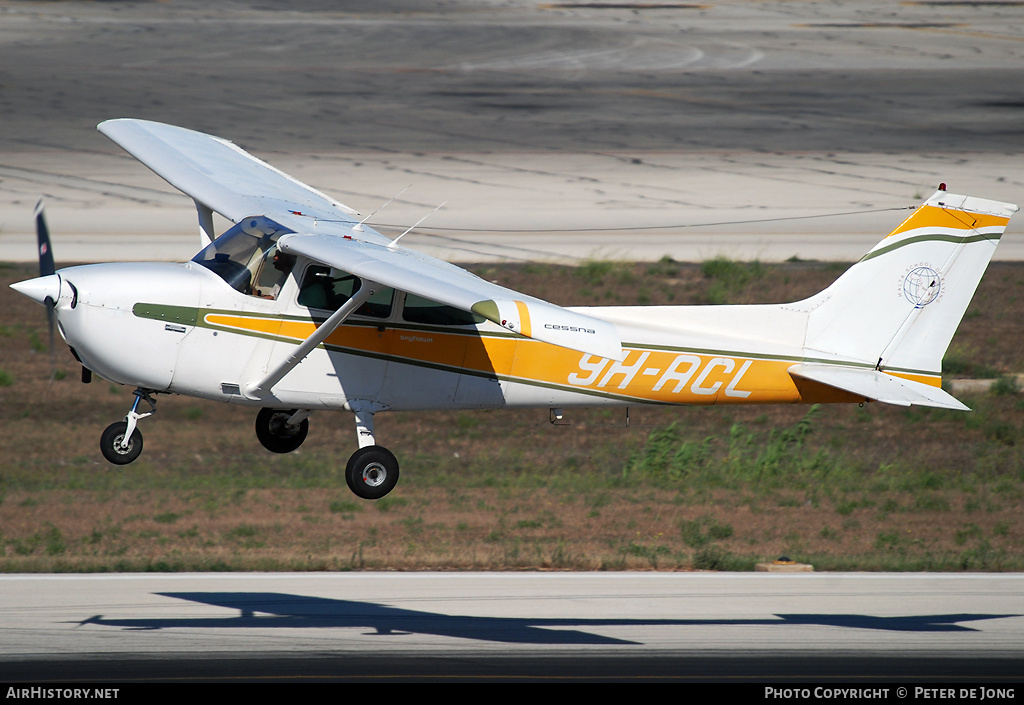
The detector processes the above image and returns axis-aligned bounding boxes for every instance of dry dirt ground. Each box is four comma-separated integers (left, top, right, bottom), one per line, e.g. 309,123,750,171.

1,259,1022,572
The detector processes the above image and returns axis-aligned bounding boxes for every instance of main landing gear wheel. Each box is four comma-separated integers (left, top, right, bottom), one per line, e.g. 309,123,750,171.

345,445,399,500
255,408,309,454
100,421,143,465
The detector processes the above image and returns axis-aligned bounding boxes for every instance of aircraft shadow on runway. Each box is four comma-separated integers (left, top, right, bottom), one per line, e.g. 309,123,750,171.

72,592,1019,645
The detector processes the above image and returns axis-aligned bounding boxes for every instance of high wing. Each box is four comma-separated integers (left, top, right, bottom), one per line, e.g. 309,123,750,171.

98,118,365,229
98,119,624,361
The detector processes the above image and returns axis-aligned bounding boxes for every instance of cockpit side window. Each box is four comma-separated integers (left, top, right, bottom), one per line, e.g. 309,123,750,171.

298,265,394,319
252,248,296,300
192,216,293,295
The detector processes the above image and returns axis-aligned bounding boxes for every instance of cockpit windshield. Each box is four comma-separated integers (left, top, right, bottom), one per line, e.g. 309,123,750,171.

192,216,294,294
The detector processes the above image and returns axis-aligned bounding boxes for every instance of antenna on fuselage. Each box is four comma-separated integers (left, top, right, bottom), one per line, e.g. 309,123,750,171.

388,201,447,251
353,185,410,232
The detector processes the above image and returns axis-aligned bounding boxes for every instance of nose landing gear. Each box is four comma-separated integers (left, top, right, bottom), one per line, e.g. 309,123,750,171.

100,389,156,465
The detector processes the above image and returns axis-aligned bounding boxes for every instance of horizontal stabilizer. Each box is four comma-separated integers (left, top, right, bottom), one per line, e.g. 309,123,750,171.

789,363,969,411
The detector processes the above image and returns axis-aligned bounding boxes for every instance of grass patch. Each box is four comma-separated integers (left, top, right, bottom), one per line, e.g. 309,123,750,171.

679,516,734,548
701,257,764,304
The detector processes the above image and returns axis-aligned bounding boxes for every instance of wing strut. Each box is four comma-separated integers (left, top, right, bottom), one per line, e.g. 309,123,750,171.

245,281,381,397
195,200,215,249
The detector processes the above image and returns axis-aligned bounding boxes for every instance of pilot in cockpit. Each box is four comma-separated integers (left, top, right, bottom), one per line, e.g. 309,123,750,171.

253,248,295,300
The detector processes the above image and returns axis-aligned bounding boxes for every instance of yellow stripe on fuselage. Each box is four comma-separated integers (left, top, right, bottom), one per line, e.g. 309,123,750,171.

203,313,893,405
205,313,316,341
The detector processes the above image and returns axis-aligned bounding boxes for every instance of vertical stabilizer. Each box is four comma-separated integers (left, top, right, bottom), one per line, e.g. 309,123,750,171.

798,190,1017,381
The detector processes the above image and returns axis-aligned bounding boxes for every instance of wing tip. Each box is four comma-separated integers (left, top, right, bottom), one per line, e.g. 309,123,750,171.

471,300,500,325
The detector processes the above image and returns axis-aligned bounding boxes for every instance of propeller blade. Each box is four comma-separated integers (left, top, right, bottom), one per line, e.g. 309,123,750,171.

34,199,56,278
45,296,56,374
34,199,58,375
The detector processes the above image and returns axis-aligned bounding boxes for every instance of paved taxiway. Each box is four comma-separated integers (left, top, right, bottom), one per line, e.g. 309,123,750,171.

1,572,1023,682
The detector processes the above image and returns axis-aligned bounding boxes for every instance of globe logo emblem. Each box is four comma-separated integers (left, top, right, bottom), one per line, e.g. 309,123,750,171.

903,266,941,307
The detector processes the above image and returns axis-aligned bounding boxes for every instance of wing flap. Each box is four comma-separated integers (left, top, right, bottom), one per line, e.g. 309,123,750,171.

279,232,625,361
789,363,968,411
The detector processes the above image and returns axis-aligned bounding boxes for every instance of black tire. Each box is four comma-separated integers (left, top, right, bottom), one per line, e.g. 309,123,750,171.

255,408,308,454
100,421,143,465
345,446,400,500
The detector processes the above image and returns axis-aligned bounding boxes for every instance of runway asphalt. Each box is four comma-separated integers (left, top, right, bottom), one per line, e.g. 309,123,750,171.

1,572,1022,683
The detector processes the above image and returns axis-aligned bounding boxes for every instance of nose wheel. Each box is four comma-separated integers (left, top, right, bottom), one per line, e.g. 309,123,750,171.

100,389,155,465
100,421,143,465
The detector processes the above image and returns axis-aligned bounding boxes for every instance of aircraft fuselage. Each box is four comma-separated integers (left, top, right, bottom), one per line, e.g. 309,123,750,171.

51,257,862,416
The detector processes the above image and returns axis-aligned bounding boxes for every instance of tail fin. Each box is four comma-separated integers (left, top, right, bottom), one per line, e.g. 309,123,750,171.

798,189,1017,388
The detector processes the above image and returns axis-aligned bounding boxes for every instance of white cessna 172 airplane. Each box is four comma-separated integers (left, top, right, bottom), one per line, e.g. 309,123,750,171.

10,119,1018,499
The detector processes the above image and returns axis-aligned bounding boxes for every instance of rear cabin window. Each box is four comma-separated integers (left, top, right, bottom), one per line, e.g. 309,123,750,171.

297,265,393,319
402,293,484,327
